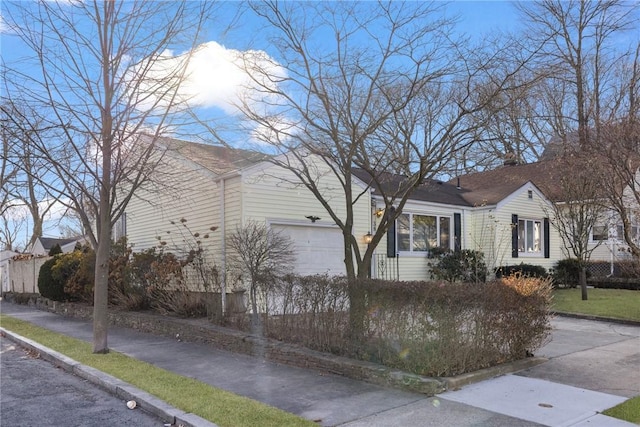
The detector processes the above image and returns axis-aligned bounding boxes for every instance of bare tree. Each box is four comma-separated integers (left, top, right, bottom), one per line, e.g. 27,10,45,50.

0,101,59,249
213,1,535,283
511,1,639,296
226,221,295,328
515,1,638,148
453,56,551,172
599,118,640,259
600,43,640,259
0,104,19,234
545,154,610,299
3,0,211,353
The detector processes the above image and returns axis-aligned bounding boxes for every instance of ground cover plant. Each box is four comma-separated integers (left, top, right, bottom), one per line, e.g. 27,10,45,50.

0,315,315,427
552,289,640,322
603,395,640,424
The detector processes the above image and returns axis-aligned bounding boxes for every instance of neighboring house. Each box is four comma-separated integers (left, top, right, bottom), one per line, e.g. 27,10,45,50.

451,158,640,270
123,136,636,284
29,236,87,256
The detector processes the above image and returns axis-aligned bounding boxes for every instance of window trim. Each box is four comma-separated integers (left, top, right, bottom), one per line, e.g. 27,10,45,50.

517,217,544,257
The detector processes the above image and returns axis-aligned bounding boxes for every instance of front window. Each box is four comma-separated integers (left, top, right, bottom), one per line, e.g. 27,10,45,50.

592,225,609,242
397,213,451,253
518,219,541,255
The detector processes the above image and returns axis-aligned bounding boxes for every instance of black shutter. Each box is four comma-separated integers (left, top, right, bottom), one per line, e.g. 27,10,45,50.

511,214,519,258
544,217,550,258
454,213,461,252
386,206,396,258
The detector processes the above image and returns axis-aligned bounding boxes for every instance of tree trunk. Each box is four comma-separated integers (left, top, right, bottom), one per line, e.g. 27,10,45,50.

92,221,110,353
347,278,367,345
580,266,588,301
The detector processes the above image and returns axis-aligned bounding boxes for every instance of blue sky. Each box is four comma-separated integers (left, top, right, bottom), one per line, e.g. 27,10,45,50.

0,1,519,248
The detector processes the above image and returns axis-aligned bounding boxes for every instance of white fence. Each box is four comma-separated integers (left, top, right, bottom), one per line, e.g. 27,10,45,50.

2,256,50,294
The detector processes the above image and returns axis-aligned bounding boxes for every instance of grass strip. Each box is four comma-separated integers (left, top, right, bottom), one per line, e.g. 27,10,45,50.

552,289,640,322
603,395,640,424
0,314,315,427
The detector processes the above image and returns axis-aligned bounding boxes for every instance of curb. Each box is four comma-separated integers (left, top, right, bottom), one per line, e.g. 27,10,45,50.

553,311,640,327
0,328,218,427
442,356,548,390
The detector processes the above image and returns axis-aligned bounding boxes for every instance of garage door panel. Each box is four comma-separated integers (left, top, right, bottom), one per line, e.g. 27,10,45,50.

272,224,345,276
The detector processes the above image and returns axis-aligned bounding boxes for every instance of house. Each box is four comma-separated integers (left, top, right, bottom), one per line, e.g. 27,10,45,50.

123,136,636,284
123,137,371,286
450,156,639,273
356,163,561,280
29,236,87,256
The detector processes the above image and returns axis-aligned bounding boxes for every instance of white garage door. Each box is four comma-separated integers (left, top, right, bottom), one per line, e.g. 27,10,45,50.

272,224,346,276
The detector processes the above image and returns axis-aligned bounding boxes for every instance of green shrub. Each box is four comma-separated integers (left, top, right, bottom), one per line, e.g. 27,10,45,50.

589,277,640,290
57,249,95,303
428,249,488,283
552,258,588,288
48,244,63,256
52,251,83,295
495,263,547,279
38,257,68,301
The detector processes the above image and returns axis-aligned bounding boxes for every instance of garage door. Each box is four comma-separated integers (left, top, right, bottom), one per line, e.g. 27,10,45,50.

271,224,346,276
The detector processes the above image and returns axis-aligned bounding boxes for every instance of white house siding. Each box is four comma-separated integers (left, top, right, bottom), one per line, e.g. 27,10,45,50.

222,175,243,232
493,184,561,272
125,156,220,261
240,161,371,277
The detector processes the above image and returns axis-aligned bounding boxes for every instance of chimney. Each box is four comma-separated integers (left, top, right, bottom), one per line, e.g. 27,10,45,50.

503,152,518,166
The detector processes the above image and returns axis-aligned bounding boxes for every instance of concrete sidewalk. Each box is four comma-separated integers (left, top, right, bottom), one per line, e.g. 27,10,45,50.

1,301,638,426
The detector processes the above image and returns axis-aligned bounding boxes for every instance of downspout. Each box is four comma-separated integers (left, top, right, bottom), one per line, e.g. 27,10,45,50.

220,178,226,315
370,194,375,279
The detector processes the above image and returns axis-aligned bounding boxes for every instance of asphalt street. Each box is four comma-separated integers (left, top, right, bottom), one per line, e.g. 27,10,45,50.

0,336,166,427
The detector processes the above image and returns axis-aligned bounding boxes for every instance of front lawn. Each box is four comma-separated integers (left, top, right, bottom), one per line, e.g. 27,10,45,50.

604,395,640,424
552,288,640,322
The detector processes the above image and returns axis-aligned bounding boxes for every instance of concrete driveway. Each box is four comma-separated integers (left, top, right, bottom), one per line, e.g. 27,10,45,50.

437,317,640,427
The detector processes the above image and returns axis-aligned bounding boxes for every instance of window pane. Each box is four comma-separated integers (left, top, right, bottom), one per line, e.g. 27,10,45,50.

413,215,436,251
526,220,534,252
532,220,541,252
592,225,607,241
397,214,410,251
440,217,450,249
518,220,526,252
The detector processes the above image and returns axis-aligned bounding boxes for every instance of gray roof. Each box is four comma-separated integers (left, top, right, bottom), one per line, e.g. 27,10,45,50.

154,136,270,175
353,169,473,207
38,237,82,250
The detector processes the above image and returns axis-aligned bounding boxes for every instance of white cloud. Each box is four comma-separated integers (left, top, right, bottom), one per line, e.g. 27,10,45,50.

129,41,287,116
4,197,71,222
